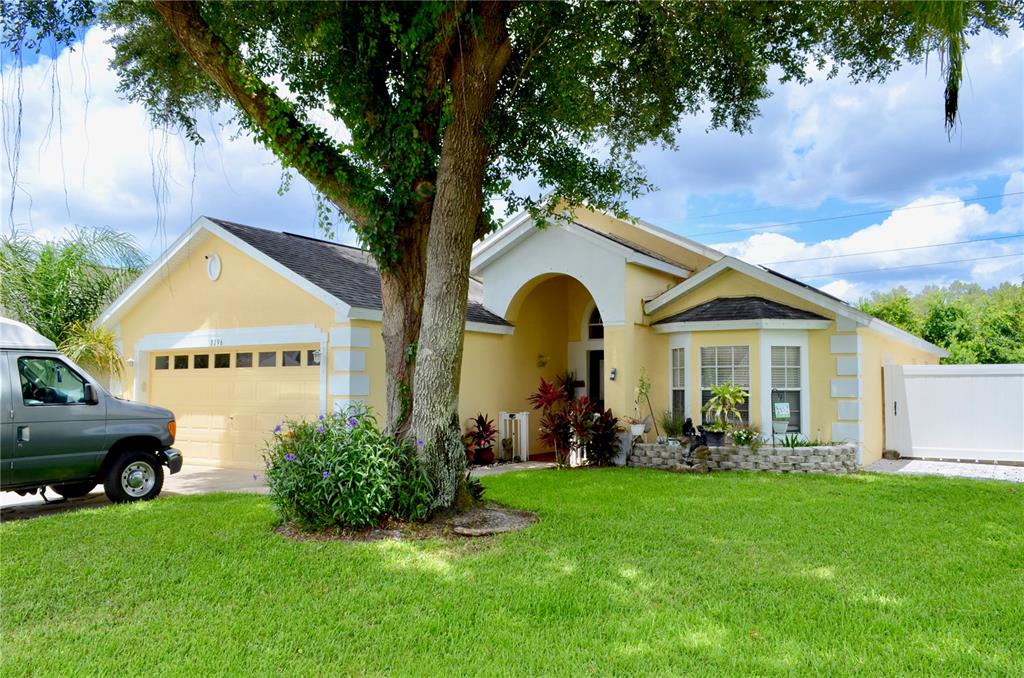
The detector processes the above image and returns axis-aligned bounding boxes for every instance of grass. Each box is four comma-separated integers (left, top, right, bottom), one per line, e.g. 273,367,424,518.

2,469,1022,676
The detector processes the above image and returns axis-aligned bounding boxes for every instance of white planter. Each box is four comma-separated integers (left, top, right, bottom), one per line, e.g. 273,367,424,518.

772,420,789,435
630,424,645,437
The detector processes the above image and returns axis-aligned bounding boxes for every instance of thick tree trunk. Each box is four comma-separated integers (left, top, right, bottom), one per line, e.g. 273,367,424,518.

378,215,429,436
412,5,513,511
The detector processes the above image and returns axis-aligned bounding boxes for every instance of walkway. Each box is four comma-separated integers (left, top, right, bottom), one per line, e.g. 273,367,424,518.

867,458,1024,483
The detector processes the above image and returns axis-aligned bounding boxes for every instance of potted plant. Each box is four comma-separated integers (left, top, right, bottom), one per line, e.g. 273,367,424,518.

701,382,748,447
466,413,497,465
625,416,646,437
661,410,686,442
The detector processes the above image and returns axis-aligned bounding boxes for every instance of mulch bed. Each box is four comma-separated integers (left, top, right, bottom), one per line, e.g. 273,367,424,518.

274,501,537,543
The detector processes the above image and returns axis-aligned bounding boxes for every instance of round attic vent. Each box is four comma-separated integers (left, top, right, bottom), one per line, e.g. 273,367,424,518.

206,254,222,281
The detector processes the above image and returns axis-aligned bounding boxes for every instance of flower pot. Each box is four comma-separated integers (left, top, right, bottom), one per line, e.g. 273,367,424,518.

630,424,645,437
705,430,726,447
474,447,495,465
772,420,789,435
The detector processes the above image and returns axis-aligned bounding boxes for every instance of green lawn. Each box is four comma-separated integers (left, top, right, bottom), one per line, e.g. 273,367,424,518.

2,469,1022,676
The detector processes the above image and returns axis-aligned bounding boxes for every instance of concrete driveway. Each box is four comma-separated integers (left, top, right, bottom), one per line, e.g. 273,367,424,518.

867,458,1024,483
0,464,267,522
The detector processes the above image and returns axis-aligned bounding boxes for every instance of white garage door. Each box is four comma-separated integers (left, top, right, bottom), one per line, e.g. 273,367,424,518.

149,344,321,468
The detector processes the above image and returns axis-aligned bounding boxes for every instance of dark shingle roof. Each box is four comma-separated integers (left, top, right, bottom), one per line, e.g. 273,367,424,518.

209,218,510,326
653,296,828,324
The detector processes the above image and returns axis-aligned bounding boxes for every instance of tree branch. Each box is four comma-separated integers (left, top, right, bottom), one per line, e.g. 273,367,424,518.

151,0,380,226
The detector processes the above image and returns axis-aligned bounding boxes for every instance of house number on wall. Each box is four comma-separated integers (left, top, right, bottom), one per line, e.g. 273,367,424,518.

209,338,224,347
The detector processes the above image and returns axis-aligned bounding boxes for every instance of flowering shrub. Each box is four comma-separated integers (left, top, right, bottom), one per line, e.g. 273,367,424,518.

263,406,432,530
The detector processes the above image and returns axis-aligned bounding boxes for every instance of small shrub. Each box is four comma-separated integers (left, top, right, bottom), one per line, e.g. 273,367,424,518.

779,433,802,449
730,426,762,450
465,471,485,501
661,410,686,438
586,408,621,466
264,406,432,530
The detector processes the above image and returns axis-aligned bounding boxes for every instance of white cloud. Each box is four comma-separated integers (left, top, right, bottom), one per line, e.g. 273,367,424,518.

630,27,1024,215
712,173,1024,302
2,28,358,257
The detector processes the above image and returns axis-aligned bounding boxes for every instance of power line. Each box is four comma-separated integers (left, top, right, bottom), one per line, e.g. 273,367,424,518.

760,233,1024,266
798,253,1024,280
682,190,1024,239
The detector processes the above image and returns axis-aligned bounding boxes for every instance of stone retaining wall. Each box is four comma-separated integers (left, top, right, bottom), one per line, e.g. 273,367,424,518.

629,441,858,474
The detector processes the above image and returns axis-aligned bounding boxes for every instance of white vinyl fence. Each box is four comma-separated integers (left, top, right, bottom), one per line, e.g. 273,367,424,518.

884,364,1024,463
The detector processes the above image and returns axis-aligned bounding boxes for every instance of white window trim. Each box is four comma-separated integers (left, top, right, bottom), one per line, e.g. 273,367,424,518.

759,330,810,439
667,332,691,420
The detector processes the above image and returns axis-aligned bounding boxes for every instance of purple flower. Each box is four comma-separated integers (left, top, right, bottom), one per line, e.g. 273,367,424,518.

318,414,325,421
252,473,259,481
317,426,324,433
273,424,282,434
417,439,424,447
322,470,329,478
284,453,297,462
348,416,358,427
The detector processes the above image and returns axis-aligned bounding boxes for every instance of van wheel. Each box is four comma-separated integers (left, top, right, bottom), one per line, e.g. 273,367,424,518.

51,481,96,499
104,451,164,503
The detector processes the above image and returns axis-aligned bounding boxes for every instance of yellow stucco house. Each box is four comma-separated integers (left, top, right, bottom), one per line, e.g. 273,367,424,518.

98,207,945,470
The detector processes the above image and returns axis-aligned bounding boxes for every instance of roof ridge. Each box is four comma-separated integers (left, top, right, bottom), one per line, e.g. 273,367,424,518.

205,216,370,253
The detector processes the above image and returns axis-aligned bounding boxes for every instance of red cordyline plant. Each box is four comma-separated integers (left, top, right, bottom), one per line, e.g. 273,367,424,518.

529,378,598,466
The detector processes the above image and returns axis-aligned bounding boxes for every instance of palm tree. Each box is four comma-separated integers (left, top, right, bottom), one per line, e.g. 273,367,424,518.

0,227,146,378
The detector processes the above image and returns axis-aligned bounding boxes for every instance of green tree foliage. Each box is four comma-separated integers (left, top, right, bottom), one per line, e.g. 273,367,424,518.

859,282,1024,364
0,228,146,376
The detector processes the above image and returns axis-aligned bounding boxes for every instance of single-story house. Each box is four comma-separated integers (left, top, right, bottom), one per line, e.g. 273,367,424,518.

98,206,945,469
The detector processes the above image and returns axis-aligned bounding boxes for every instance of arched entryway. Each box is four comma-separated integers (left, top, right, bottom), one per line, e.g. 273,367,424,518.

501,273,607,453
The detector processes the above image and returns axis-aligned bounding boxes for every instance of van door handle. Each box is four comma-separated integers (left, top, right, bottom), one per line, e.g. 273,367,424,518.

16,426,30,442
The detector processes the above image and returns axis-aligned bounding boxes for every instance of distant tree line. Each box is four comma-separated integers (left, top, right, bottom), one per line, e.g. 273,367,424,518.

859,281,1024,364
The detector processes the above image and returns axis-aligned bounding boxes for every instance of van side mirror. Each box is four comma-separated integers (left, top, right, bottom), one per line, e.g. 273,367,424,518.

83,383,99,405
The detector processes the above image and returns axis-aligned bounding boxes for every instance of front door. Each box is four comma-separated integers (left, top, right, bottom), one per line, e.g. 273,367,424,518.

8,354,108,487
587,350,604,411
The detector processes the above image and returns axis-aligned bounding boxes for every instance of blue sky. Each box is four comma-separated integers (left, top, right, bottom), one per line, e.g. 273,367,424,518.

2,26,1022,302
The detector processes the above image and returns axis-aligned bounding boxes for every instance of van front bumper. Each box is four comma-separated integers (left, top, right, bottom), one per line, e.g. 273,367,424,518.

163,448,183,475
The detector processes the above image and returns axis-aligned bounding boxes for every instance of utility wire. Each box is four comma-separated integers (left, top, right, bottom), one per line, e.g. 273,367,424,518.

798,253,1024,280
683,190,1024,239
760,233,1024,265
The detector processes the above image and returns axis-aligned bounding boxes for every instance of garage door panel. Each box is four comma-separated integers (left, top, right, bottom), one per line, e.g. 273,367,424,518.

149,344,319,468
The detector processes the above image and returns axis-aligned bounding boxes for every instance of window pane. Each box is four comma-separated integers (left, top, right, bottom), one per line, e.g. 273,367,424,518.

671,389,685,416
155,356,169,370
307,349,321,366
671,348,685,389
173,355,188,369
236,352,253,368
214,353,230,368
282,350,301,367
17,357,86,405
258,351,277,367
193,354,209,369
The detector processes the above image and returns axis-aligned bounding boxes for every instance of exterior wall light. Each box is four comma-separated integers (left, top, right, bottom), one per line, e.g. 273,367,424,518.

609,367,617,381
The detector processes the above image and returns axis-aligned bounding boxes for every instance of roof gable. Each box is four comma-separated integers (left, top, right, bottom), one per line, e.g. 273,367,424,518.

99,217,510,329
645,256,947,356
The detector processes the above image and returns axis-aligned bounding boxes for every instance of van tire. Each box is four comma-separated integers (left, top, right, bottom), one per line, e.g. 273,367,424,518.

103,451,164,503
51,481,96,499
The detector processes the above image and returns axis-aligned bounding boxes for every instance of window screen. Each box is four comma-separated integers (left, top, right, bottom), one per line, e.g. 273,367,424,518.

771,346,801,433
670,347,685,416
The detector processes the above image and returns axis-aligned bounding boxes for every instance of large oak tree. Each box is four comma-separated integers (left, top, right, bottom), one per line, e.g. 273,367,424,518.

5,0,1020,510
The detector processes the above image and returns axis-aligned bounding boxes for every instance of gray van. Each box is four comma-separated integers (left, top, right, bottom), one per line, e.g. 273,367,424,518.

1,318,182,503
